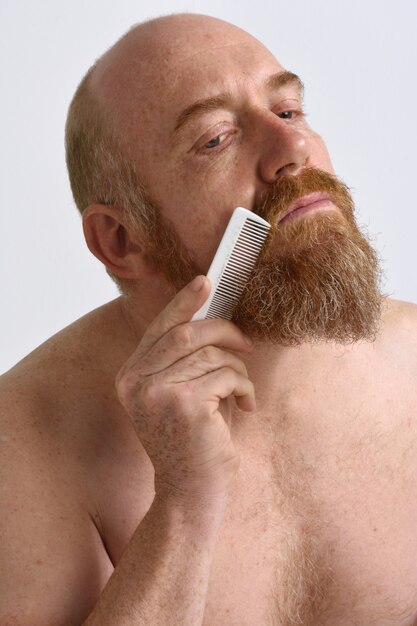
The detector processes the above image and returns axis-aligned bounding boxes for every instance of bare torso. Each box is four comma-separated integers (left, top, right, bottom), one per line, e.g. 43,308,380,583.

2,297,417,625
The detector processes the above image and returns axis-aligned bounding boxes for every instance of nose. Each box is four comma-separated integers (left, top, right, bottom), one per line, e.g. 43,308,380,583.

258,114,310,183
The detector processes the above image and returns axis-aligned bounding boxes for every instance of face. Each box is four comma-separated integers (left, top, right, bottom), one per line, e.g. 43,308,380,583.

96,16,334,270
96,16,383,344
139,166,383,345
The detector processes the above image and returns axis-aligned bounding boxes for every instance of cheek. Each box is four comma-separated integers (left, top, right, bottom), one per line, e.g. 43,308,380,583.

160,156,255,257
181,150,258,217
153,179,231,272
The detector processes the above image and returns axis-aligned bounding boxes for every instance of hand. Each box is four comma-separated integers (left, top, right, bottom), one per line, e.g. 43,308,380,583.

115,275,256,506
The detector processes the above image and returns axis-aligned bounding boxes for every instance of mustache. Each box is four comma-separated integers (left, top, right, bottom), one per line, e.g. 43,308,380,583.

253,168,354,224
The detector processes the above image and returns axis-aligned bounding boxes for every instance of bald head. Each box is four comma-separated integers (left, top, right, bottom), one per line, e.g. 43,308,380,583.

65,14,275,290
92,14,262,108
65,13,269,213
89,14,272,157
66,13,311,292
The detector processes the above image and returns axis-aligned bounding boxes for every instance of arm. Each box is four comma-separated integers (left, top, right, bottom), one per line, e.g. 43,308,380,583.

83,492,227,626
1,276,254,625
0,405,114,626
0,409,224,626
85,275,254,625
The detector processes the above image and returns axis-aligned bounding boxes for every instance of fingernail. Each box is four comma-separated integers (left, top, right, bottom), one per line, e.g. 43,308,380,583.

190,276,205,292
243,334,253,346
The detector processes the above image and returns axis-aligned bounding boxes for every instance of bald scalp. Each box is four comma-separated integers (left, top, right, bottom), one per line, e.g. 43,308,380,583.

64,13,270,291
65,13,250,215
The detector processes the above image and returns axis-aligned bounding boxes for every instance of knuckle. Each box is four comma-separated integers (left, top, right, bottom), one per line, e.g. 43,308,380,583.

199,345,219,363
138,377,162,410
114,367,125,394
115,356,145,398
151,376,193,408
170,323,195,351
168,381,194,413
234,357,248,377
116,367,157,412
247,379,255,394
218,319,240,335
115,368,136,405
237,370,252,388
223,365,237,379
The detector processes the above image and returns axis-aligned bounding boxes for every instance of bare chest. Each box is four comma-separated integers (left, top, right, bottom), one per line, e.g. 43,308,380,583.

97,354,417,625
201,410,417,626
101,414,417,626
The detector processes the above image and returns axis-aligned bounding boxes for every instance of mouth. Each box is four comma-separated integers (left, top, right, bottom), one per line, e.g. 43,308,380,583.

278,192,336,224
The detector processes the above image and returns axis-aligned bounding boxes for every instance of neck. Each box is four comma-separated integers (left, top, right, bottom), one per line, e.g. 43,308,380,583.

112,281,361,427
233,338,359,440
95,291,367,459
116,282,357,394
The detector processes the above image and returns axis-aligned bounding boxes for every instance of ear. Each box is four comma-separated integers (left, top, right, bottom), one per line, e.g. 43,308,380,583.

82,204,155,279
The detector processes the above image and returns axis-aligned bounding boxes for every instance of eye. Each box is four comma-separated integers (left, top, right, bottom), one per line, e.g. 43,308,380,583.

277,111,294,120
204,133,227,149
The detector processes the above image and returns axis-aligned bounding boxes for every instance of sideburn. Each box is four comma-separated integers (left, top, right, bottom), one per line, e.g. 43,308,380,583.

139,203,200,291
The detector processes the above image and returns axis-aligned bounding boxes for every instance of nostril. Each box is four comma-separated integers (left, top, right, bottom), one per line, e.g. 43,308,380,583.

276,162,303,178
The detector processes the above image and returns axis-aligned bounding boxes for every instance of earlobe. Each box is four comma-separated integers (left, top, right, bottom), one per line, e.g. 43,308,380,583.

82,204,149,279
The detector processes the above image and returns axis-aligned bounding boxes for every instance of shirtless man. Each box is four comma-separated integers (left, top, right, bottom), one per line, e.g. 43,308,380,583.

1,12,417,626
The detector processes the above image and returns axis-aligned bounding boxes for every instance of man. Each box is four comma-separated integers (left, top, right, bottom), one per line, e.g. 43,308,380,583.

1,11,417,626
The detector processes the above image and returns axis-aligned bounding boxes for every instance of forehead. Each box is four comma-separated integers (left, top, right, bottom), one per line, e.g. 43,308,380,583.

166,41,283,103
94,21,285,139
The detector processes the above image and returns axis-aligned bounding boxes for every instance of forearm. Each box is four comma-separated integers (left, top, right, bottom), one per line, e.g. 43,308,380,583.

83,492,227,626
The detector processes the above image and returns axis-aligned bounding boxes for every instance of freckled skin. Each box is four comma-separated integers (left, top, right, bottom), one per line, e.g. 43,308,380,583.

92,14,333,277
1,12,417,626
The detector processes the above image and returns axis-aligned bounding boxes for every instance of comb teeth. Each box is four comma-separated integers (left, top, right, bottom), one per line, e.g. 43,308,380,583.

191,207,271,321
206,219,269,319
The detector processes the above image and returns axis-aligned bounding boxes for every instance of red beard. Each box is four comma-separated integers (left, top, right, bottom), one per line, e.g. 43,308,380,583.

233,169,384,344
143,168,384,345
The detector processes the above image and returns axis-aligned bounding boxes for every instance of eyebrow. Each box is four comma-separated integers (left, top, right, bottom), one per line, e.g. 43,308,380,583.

172,70,304,138
266,70,304,98
173,93,233,135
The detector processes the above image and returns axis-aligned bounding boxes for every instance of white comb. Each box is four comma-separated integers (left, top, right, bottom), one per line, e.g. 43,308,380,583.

192,207,271,321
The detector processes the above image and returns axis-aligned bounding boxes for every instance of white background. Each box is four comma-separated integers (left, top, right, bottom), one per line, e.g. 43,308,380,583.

1,0,416,374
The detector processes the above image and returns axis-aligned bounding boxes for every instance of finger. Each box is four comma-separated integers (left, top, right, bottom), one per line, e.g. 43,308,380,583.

234,392,257,413
188,367,256,414
164,346,249,383
139,319,253,375
219,397,232,430
139,275,211,355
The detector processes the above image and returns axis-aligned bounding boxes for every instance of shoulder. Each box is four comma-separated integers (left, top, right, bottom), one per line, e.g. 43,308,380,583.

0,299,123,481
1,296,160,600
378,298,417,372
0,375,114,626
0,292,152,496
381,298,417,337
1,297,127,411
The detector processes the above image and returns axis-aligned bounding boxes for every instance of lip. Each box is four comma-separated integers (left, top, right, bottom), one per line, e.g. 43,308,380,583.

279,192,335,224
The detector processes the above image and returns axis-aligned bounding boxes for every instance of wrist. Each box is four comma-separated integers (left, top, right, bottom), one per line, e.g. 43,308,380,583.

154,479,229,511
153,483,229,536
